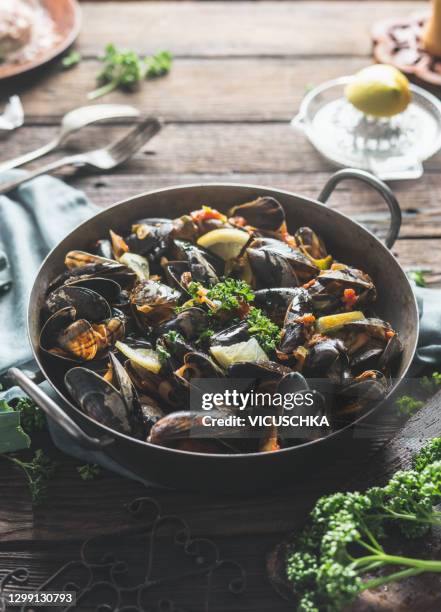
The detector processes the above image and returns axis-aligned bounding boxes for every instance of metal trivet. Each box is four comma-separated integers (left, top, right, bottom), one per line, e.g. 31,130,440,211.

0,496,246,611
372,12,441,88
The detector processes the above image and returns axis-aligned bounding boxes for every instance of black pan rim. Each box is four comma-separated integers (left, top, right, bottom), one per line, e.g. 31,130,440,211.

27,181,419,460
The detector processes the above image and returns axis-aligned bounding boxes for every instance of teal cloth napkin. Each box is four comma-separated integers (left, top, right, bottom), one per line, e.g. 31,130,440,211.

0,171,98,377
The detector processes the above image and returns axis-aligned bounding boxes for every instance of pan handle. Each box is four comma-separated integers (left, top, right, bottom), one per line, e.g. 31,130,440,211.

8,367,114,451
317,168,402,249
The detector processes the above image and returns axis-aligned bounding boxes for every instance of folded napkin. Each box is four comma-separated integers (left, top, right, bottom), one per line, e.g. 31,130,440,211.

0,171,98,378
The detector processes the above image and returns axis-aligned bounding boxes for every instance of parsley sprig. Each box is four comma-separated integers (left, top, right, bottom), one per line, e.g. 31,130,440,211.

3,450,57,506
88,44,172,100
285,438,441,611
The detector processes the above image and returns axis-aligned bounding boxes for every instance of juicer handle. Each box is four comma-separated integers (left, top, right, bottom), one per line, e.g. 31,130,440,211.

317,168,402,249
8,367,114,451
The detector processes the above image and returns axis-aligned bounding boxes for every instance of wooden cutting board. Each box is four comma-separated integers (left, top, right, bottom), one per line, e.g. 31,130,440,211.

267,389,441,611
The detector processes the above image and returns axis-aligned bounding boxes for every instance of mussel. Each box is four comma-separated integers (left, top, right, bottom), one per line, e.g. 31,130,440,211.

131,279,181,326
245,238,318,289
277,288,314,361
40,306,124,363
65,366,142,436
228,196,285,232
157,307,208,341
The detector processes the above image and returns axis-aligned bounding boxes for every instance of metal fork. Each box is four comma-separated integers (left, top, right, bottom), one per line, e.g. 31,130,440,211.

0,117,162,195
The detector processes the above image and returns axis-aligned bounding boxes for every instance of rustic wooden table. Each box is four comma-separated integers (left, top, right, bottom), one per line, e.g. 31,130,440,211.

1,2,441,610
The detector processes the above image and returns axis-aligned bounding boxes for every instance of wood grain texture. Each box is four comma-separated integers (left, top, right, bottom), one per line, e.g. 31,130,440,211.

76,2,426,57
5,57,371,121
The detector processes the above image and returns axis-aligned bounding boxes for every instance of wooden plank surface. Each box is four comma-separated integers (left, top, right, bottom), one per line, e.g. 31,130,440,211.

76,2,426,57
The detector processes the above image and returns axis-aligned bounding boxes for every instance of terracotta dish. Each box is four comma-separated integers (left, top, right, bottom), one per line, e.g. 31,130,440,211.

0,0,81,81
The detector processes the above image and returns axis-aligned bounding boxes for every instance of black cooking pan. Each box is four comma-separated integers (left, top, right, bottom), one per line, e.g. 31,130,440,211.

10,169,419,493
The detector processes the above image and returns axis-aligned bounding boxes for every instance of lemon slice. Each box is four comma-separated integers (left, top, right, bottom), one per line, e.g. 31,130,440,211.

115,341,162,374
345,65,411,118
317,311,365,334
120,252,150,280
197,228,250,261
210,337,267,368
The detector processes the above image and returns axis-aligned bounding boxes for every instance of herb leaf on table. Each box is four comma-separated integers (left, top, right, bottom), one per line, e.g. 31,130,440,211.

61,50,82,70
3,449,57,506
88,44,172,100
77,463,101,481
285,437,441,611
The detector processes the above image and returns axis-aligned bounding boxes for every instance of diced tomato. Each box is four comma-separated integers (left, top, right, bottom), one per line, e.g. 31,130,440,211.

190,205,227,223
296,313,316,325
342,288,358,309
302,279,316,289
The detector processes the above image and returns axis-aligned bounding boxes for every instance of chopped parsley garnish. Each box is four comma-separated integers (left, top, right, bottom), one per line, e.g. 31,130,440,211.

246,307,281,353
162,330,184,343
207,278,255,311
156,339,171,364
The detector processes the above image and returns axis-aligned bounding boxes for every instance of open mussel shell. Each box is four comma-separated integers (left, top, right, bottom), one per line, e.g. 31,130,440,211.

157,307,208,341
175,351,225,386
40,306,125,364
335,318,402,372
315,266,376,304
49,261,135,293
57,318,99,361
276,372,329,442
247,239,318,289
335,370,388,420
228,360,291,381
227,360,291,396
278,287,313,357
148,409,244,449
95,239,114,260
305,337,352,389
378,332,403,371
40,307,91,364
108,352,134,412
126,218,174,257
130,279,181,327
170,239,224,278
67,277,122,306
254,287,299,327
138,394,165,433
209,321,250,347
45,285,112,322
65,367,140,436
126,359,184,410
228,196,285,231
294,227,327,260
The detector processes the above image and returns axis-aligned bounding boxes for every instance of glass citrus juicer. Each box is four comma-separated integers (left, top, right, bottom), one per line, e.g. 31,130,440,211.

292,75,441,180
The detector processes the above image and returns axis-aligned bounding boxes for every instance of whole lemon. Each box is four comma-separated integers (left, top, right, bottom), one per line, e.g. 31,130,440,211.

345,64,412,118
